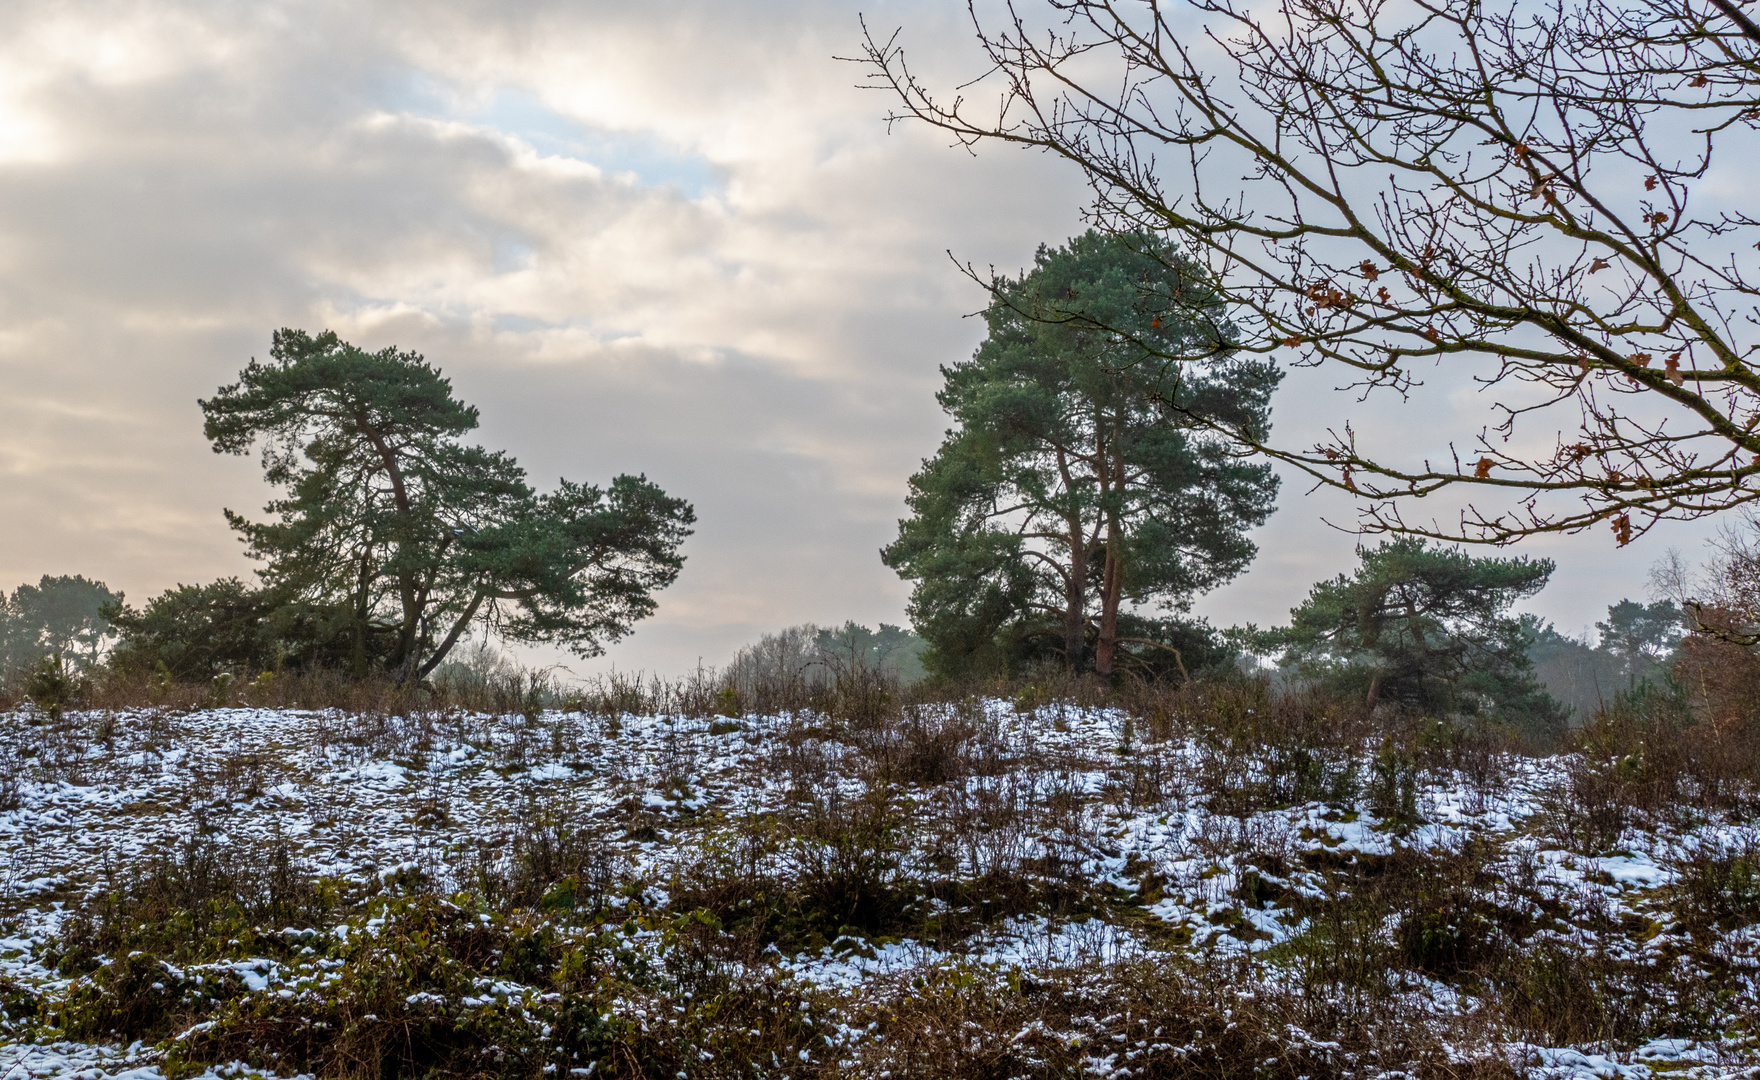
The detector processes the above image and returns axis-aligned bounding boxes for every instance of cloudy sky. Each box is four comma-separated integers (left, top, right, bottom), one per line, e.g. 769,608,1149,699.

0,0,1716,675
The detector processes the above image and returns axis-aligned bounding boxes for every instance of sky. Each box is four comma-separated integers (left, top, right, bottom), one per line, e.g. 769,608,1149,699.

0,0,1722,677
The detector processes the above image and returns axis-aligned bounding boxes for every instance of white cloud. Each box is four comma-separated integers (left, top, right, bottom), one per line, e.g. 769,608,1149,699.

0,0,1705,675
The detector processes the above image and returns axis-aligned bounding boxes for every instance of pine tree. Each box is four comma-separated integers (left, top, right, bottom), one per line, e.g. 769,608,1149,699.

883,232,1280,678
0,575,119,675
1595,599,1683,688
1272,538,1567,738
200,329,694,681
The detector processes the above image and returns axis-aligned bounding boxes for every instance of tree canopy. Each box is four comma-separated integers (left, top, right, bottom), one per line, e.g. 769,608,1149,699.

1270,538,1566,737
1597,599,1685,686
862,0,1760,545
197,329,693,681
106,578,286,681
0,575,120,675
883,231,1280,678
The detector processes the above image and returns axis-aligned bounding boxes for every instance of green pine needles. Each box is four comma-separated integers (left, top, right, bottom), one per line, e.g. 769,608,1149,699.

883,231,1281,679
1266,538,1568,741
194,328,694,682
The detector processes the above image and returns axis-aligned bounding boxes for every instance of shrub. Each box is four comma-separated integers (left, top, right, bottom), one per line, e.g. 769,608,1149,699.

106,579,299,680
1672,835,1760,933
53,834,335,973
670,787,917,953
0,975,41,1039
24,653,79,722
1553,681,1703,849
472,808,625,915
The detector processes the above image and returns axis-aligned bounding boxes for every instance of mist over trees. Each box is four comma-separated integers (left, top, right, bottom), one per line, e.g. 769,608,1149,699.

722,622,928,703
0,575,119,677
1528,599,1685,721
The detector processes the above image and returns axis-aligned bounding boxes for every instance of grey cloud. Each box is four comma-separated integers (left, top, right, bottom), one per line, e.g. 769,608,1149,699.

0,0,1692,677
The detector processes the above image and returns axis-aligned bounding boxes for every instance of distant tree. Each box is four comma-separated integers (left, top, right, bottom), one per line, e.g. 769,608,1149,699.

1522,599,1682,719
813,622,928,684
1596,599,1684,687
1525,620,1624,723
725,622,929,699
883,231,1280,678
0,575,120,674
201,329,694,682
1271,538,1566,738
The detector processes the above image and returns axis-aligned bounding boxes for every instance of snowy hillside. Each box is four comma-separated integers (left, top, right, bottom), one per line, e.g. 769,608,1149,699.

1,692,1756,1079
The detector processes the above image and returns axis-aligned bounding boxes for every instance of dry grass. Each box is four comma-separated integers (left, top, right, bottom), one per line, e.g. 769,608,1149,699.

7,650,1760,1078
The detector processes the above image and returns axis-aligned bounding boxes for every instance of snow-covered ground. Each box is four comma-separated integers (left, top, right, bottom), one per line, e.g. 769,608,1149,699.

2,702,1757,1079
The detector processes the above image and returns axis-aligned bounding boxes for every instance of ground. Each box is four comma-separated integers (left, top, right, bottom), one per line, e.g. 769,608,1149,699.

0,690,1756,1079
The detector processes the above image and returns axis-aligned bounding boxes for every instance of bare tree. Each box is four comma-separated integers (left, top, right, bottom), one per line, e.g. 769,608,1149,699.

857,0,1760,544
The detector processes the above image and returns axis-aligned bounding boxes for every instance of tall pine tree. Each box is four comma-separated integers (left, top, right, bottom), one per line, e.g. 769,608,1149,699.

884,232,1280,678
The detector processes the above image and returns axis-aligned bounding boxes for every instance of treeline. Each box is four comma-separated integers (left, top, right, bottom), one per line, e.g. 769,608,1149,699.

0,236,1716,744
0,540,1684,757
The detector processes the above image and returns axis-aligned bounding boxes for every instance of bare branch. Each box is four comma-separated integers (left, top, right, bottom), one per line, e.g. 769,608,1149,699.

856,0,1760,544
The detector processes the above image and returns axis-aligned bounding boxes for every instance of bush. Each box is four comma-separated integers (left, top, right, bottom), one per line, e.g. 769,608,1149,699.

1672,835,1760,933
23,652,79,721
106,578,291,680
670,787,916,953
53,833,335,974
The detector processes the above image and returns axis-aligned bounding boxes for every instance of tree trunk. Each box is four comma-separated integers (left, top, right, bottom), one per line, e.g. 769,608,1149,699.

392,540,448,675
1096,523,1122,678
357,410,424,674
1064,516,1086,670
417,589,489,681
1094,409,1125,679
351,547,374,679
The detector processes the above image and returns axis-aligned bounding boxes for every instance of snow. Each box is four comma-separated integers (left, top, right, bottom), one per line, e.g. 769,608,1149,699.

1,702,1757,1078
0,1042,304,1080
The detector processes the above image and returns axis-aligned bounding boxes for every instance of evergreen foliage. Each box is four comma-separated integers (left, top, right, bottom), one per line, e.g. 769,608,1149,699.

813,622,928,684
1596,599,1685,687
1270,538,1567,740
0,575,119,676
197,329,694,681
105,579,288,680
882,231,1280,679
1106,614,1238,682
